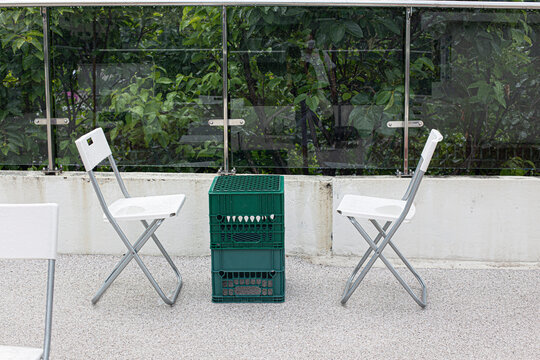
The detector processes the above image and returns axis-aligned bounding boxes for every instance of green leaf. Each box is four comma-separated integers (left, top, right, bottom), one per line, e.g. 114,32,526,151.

156,77,173,84
417,57,435,71
26,30,43,38
351,93,370,105
28,37,42,52
12,37,25,52
477,84,490,101
344,21,363,38
305,95,319,112
110,127,119,141
342,92,352,101
381,18,401,35
294,93,307,105
157,132,169,147
2,33,18,48
329,24,345,44
375,91,391,105
60,140,70,150
132,105,144,118
348,106,378,138
140,90,149,103
384,93,395,111
494,81,506,108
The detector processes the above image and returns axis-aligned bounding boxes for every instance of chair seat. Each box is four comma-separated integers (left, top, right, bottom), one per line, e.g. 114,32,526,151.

0,345,43,360
336,195,416,222
106,194,186,221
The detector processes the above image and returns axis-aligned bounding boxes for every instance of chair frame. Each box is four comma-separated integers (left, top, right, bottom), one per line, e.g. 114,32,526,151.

339,130,442,307
43,260,55,359
340,160,426,307
87,158,183,305
77,130,182,306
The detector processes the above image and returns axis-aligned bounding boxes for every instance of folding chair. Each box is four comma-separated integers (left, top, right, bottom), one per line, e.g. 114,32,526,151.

336,129,443,307
0,203,59,360
75,128,185,305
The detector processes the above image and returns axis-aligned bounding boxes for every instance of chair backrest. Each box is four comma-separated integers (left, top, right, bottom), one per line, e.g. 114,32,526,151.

401,129,443,204
418,129,443,172
0,203,58,260
75,127,112,172
0,203,58,360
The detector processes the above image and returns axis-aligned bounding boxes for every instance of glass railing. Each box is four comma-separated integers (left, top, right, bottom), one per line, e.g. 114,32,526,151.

0,2,538,175
409,8,540,175
50,6,223,172
228,7,404,175
0,7,48,169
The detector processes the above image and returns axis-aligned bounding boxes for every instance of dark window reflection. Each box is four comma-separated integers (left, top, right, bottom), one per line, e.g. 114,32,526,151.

410,9,540,175
228,7,405,175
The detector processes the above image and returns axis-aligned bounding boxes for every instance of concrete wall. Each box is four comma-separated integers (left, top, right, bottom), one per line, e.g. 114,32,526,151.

0,171,538,263
333,177,540,263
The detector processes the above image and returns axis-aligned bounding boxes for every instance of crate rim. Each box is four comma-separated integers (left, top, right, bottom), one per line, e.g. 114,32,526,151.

209,175,284,195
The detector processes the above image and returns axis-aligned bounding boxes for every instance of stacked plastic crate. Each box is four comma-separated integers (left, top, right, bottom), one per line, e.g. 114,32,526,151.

209,175,285,303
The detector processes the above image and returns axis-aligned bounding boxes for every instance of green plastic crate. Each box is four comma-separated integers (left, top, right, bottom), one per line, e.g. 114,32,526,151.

211,248,285,272
211,248,285,303
212,270,285,303
210,214,284,249
209,175,284,249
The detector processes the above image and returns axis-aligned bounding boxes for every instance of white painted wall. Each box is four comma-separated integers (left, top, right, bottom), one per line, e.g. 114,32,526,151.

0,171,538,263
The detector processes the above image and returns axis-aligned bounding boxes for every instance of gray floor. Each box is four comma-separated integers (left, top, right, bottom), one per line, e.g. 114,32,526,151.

1,255,539,360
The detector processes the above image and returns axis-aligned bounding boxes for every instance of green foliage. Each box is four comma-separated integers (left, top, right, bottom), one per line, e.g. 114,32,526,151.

500,156,536,175
0,8,47,167
410,9,540,175
0,6,538,175
227,7,406,174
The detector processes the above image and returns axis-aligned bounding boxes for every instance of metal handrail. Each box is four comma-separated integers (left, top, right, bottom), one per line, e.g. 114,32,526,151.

2,0,540,10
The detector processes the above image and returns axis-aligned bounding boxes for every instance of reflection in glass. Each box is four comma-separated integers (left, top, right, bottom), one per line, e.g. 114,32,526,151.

0,8,47,168
50,6,223,171
410,9,540,175
228,7,405,175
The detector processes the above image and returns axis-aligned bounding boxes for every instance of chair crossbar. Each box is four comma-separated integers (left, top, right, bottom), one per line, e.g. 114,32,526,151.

341,216,427,308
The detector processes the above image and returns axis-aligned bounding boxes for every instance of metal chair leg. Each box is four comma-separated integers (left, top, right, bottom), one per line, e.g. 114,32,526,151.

341,217,427,308
92,219,161,304
371,220,427,307
92,218,183,306
141,220,182,305
342,221,390,299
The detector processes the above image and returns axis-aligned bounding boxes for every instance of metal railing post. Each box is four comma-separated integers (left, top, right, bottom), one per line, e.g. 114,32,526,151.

402,7,412,177
41,7,57,175
221,5,230,174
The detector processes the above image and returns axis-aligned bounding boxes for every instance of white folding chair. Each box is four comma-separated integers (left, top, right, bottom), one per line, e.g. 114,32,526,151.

0,203,59,360
337,129,443,307
75,128,185,305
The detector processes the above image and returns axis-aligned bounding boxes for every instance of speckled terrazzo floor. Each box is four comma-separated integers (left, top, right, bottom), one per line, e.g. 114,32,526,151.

1,255,539,359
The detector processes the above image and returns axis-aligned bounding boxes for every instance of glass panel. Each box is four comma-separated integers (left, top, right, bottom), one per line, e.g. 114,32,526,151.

410,8,540,175
0,8,47,169
51,6,223,172
228,7,405,175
